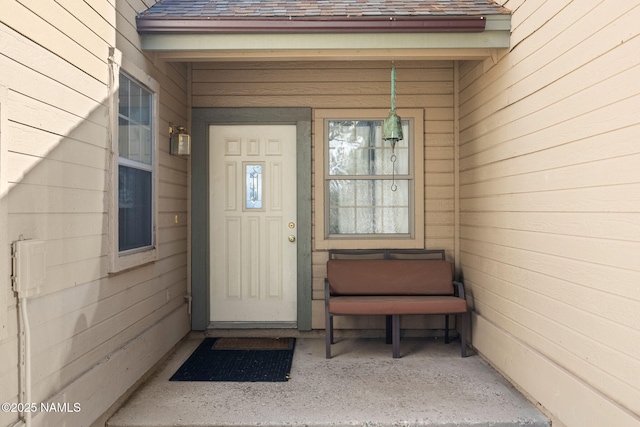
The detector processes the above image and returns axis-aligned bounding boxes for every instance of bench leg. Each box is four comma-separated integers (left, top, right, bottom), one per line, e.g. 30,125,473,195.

385,315,392,344
325,312,333,359
330,315,334,344
392,315,400,358
460,312,469,357
444,315,450,343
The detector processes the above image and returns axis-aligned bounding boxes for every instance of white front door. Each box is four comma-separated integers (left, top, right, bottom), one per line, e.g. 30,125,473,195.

209,125,297,326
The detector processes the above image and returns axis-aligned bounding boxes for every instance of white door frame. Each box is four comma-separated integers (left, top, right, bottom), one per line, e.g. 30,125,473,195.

191,108,312,331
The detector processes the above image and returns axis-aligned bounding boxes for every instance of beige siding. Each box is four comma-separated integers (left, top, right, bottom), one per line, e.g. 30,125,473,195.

193,60,456,329
459,0,640,426
0,1,189,426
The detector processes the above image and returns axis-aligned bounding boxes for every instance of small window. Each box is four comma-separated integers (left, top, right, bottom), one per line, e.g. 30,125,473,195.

314,109,424,250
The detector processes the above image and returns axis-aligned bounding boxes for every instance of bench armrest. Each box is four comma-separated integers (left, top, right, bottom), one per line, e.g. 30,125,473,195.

453,280,466,300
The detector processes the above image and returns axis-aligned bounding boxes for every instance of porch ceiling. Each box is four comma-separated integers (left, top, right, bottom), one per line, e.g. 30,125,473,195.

136,0,511,62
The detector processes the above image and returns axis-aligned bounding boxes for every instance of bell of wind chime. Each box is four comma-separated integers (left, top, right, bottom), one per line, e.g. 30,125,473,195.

383,63,403,148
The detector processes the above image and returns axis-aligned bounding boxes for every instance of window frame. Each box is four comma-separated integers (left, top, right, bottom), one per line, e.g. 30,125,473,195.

108,48,159,273
314,108,424,250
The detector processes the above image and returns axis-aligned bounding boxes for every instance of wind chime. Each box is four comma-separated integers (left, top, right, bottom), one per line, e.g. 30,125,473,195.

383,62,403,191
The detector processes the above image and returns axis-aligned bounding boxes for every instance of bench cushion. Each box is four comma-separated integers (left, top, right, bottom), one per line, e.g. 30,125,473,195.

327,259,454,296
329,295,467,315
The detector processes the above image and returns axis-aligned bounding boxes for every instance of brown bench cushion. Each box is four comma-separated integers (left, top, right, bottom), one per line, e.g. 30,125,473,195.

327,259,454,296
329,295,467,315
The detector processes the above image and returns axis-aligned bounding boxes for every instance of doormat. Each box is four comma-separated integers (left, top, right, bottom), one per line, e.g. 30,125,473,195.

169,338,295,382
212,337,295,350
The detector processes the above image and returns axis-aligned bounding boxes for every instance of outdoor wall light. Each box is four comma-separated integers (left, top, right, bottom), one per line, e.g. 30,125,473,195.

169,123,191,156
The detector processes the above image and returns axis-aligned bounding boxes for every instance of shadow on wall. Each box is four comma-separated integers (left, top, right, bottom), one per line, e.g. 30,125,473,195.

1,89,188,426
0,91,105,423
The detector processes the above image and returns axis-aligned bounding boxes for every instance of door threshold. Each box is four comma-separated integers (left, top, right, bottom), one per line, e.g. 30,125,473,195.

208,321,297,329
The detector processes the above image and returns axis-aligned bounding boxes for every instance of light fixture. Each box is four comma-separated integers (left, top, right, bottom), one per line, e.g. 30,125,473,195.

169,123,191,156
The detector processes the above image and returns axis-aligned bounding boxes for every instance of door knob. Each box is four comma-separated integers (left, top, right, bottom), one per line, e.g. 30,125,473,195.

288,235,296,242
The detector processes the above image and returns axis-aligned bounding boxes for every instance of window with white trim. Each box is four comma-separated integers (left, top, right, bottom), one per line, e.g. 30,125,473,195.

314,109,424,249
108,49,159,272
118,72,154,252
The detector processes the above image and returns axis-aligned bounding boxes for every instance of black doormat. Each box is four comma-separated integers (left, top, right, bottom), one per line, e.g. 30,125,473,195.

169,338,295,382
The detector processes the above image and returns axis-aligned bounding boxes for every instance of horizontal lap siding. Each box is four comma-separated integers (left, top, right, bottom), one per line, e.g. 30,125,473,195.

193,61,455,329
459,0,640,426
0,1,189,426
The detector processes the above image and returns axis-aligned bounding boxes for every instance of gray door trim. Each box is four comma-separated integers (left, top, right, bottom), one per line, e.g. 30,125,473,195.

191,107,312,331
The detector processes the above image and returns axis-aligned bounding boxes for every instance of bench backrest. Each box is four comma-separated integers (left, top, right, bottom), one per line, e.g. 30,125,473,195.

327,259,454,296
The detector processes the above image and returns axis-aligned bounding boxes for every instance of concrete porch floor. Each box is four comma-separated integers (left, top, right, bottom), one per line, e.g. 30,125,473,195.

107,331,550,427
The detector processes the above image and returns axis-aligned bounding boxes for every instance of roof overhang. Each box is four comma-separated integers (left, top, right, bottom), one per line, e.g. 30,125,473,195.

137,16,487,34
137,15,511,62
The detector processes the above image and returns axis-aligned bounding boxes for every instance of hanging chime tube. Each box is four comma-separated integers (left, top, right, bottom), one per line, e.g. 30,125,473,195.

390,64,396,112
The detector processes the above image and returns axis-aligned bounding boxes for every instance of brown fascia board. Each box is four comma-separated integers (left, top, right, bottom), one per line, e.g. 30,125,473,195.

136,16,486,34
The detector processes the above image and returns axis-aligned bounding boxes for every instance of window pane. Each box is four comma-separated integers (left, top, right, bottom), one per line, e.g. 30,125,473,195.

140,126,152,164
328,120,409,176
118,74,129,118
245,164,263,209
139,89,151,126
119,165,152,251
119,73,152,166
118,117,129,158
129,125,141,161
328,179,409,234
329,207,355,234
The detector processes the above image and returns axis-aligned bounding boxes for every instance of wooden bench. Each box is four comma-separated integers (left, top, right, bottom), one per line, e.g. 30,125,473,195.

324,249,469,358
